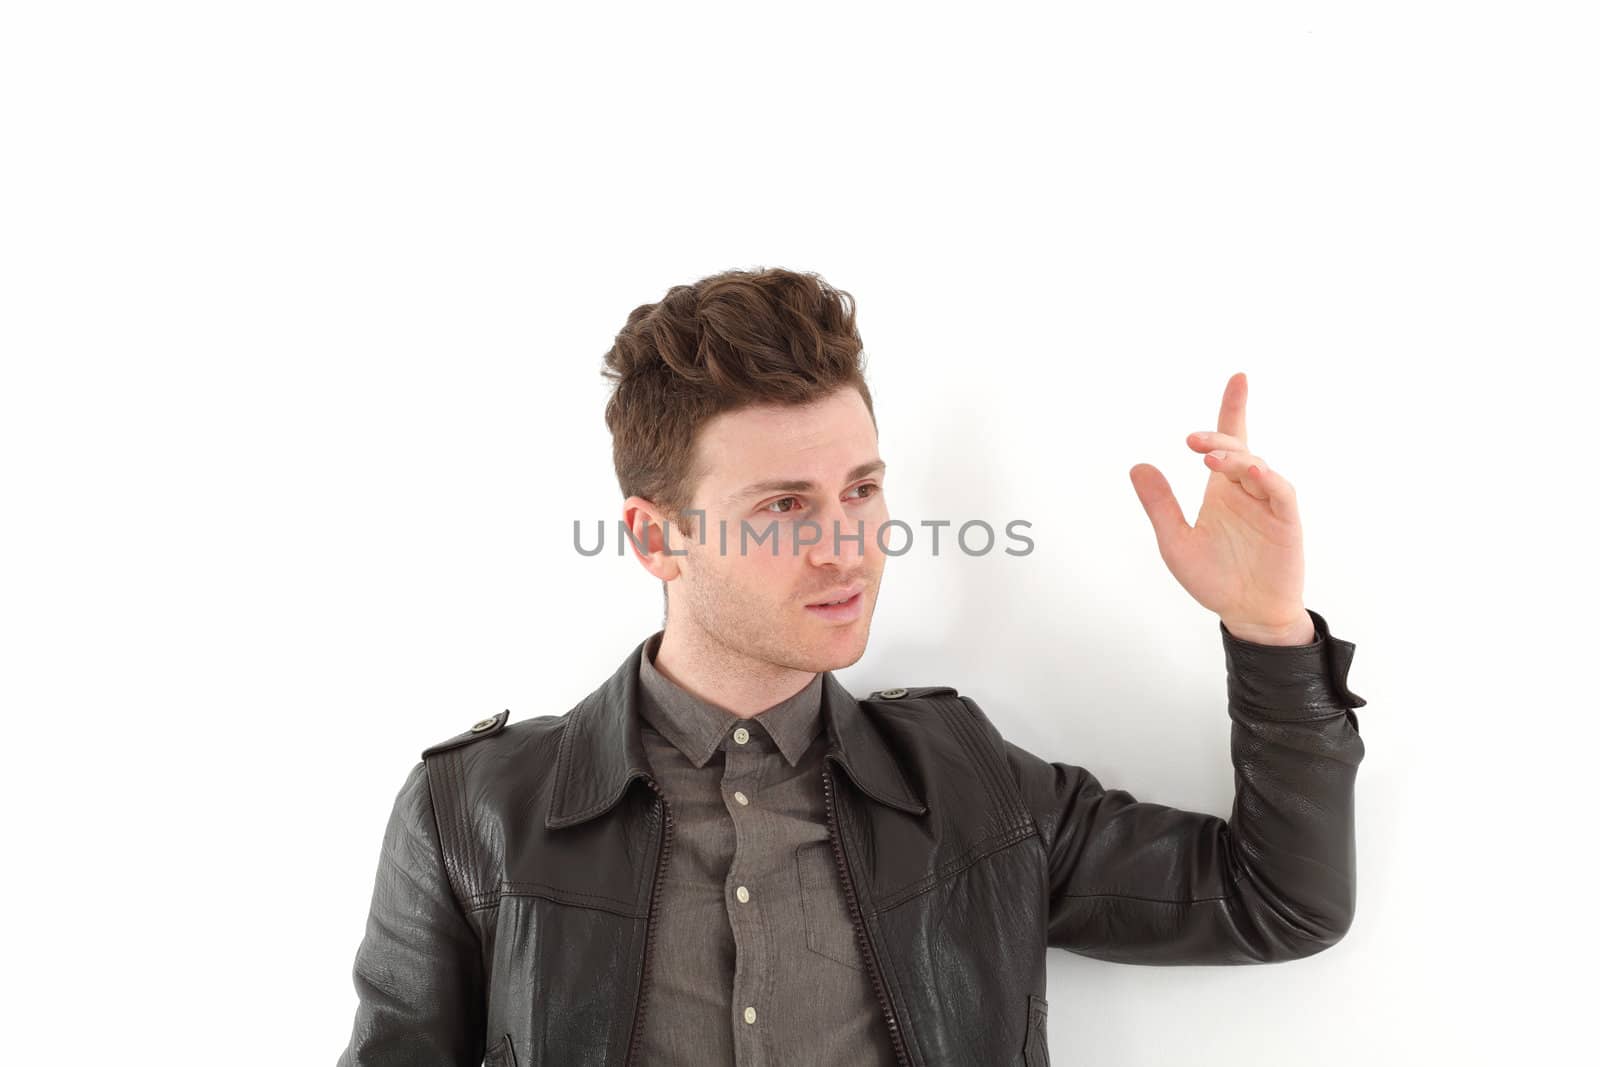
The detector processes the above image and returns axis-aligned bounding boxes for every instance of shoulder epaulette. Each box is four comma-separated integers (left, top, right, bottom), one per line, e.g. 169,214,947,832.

864,685,958,701
421,709,510,759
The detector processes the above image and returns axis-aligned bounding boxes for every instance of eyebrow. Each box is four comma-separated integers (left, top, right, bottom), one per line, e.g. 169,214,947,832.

725,460,887,507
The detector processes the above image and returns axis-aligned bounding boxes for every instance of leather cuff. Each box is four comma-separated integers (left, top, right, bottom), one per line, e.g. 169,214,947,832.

1220,607,1368,718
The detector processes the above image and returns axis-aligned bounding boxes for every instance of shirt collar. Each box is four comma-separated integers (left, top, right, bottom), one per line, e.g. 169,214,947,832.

544,632,928,830
636,629,825,768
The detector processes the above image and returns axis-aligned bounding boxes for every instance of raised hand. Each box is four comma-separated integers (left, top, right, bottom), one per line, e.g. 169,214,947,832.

1127,372,1316,646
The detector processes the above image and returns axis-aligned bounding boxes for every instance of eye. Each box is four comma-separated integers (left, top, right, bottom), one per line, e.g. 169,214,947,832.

763,496,803,515
761,483,880,516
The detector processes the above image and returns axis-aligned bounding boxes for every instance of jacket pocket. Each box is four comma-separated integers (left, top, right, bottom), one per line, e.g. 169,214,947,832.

1023,994,1050,1067
484,1033,517,1067
795,841,866,971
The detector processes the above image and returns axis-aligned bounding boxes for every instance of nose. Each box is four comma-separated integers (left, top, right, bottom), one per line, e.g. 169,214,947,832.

803,498,868,567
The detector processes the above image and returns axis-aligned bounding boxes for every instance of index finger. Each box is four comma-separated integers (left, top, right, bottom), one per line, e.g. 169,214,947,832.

1217,371,1248,447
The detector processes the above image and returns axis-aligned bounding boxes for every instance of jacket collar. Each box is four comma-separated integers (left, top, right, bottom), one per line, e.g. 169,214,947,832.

546,633,928,829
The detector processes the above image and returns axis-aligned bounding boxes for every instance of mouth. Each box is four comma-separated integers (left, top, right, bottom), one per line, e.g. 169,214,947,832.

804,585,866,622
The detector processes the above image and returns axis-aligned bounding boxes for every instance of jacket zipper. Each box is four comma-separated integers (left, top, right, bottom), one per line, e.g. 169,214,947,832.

823,759,913,1067
624,776,675,1067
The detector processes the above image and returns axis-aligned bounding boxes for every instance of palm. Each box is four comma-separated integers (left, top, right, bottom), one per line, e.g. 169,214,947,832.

1128,372,1308,633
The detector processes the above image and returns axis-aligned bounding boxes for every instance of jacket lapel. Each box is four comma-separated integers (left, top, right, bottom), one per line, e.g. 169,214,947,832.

819,671,928,816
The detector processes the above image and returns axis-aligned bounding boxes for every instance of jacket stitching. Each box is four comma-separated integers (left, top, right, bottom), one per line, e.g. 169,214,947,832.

944,695,1035,832
419,758,482,938
942,695,1011,819
874,821,1039,912
450,749,476,901
495,882,640,915
1229,700,1354,722
422,757,463,911
932,697,1007,832
1056,889,1234,904
430,753,457,899
947,695,1027,819
427,750,484,922
446,750,474,903
463,892,503,913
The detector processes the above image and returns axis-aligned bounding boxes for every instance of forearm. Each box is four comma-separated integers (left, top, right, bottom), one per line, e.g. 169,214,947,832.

1212,606,1367,954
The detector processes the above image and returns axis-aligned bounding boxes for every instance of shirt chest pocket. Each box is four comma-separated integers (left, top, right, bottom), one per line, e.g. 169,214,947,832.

794,841,866,972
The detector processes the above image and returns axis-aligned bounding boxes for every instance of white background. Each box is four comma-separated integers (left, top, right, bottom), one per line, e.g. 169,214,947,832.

3,2,1596,1064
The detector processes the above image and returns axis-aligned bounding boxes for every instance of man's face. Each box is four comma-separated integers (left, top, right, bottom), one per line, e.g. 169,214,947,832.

664,386,888,673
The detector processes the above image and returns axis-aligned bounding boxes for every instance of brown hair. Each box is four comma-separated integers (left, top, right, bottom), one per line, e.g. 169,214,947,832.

601,267,877,540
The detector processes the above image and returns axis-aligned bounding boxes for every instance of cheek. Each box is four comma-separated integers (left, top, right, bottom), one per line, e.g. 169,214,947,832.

719,547,805,612
702,519,802,582
860,508,891,559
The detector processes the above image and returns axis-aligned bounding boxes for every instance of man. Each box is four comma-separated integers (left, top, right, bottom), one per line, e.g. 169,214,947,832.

336,267,1367,1067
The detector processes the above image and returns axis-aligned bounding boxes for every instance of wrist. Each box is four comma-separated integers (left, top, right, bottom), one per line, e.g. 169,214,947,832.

1220,609,1316,646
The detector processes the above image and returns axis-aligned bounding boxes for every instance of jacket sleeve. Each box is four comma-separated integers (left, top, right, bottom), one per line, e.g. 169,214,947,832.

972,607,1367,965
337,759,487,1065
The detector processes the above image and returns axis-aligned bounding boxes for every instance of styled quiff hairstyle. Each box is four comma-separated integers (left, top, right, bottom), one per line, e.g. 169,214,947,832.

602,267,877,539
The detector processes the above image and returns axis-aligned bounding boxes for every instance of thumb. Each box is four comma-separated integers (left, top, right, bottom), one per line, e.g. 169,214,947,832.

1128,463,1191,562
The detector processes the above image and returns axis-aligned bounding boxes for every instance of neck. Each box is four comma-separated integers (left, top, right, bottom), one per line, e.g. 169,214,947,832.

652,619,819,721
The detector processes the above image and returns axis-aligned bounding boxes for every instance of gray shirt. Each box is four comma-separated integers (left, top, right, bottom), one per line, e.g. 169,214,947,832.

634,629,899,1066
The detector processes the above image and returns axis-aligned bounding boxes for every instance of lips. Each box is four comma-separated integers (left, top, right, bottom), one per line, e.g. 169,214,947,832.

804,588,865,623
806,582,866,607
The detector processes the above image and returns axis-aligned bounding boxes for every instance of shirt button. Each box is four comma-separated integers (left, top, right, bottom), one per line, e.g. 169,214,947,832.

733,791,749,805
732,727,750,744
744,1006,757,1024
736,885,750,903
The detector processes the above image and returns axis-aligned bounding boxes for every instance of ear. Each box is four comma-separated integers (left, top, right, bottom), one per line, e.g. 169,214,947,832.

622,496,687,580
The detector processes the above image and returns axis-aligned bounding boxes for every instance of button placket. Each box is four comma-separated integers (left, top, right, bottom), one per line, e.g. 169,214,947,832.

723,727,768,1061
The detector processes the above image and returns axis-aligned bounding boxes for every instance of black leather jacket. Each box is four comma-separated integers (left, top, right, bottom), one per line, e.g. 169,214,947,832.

337,609,1366,1067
